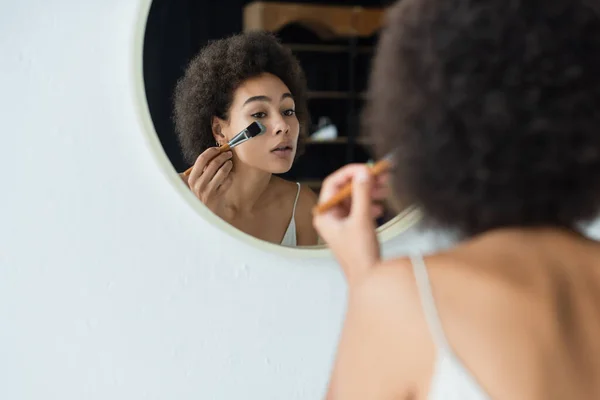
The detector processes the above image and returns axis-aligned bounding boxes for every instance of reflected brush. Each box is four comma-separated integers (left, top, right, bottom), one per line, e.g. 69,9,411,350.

183,121,266,177
312,151,396,215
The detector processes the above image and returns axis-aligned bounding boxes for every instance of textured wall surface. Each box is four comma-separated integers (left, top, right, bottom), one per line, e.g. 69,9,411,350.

0,1,444,399
2,1,599,399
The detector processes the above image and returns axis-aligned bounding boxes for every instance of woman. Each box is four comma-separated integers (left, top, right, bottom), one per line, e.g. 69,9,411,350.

174,32,319,246
314,0,600,398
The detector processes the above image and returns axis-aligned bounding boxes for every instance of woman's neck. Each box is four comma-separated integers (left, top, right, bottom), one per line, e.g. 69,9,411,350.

218,162,273,218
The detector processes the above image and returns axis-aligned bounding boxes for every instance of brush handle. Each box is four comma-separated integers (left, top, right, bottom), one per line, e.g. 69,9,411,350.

312,158,392,215
182,144,231,177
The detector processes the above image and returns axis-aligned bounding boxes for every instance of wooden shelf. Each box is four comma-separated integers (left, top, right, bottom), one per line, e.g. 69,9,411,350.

243,2,384,39
286,43,373,53
307,91,366,99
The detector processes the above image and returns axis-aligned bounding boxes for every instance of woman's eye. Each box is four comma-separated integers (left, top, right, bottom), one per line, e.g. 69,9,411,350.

251,112,267,118
283,109,296,117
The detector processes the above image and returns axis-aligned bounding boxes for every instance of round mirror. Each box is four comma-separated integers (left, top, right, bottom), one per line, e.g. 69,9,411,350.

136,0,421,255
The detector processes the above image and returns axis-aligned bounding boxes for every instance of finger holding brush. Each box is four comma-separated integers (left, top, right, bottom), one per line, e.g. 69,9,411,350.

181,148,234,212
178,121,266,210
181,121,265,177
312,163,391,286
181,144,231,178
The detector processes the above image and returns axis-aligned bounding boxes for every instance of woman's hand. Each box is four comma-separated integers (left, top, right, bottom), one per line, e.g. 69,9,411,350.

180,148,233,211
313,164,389,286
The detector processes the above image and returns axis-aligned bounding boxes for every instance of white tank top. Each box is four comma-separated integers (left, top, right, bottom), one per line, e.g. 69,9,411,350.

280,182,301,247
409,253,491,400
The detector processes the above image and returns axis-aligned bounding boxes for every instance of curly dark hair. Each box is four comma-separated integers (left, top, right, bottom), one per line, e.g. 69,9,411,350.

363,0,600,237
173,31,309,165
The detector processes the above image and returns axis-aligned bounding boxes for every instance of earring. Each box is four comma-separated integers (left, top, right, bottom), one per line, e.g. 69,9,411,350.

216,141,220,147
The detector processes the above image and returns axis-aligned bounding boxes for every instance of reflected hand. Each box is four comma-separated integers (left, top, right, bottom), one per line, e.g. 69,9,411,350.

180,148,233,211
313,164,389,286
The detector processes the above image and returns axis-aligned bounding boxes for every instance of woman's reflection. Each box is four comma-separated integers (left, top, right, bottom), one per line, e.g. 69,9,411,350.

174,31,320,246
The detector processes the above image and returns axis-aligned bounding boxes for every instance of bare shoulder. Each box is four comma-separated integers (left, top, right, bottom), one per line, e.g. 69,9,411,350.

266,176,299,206
297,183,318,210
268,177,319,245
368,248,545,343
268,176,300,199
327,258,432,399
330,251,542,399
267,178,314,210
294,183,319,245
363,252,532,332
331,230,600,399
352,258,418,316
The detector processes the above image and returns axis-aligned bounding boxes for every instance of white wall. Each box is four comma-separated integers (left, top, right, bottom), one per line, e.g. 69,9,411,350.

0,2,443,399
2,2,599,400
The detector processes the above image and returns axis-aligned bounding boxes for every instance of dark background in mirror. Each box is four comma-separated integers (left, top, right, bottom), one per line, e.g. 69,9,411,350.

144,0,397,225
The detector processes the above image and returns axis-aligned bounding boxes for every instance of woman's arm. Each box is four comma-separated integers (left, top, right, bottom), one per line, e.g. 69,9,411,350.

325,261,431,400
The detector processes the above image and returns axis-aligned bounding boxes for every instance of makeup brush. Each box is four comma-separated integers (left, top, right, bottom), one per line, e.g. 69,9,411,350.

312,151,396,215
182,121,266,177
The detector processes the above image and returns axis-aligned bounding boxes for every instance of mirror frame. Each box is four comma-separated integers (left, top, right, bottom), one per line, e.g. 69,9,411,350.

132,0,422,258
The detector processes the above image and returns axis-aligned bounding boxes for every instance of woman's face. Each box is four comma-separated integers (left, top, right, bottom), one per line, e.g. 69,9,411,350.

215,73,300,174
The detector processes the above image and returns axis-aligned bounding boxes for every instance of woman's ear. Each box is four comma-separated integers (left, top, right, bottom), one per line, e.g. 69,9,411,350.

211,116,227,146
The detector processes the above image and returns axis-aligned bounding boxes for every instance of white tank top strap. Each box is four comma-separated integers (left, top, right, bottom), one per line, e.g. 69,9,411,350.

409,253,492,399
280,183,301,247
291,182,301,219
409,252,451,351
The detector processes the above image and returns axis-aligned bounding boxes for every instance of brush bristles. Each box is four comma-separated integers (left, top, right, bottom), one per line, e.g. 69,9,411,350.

247,121,266,137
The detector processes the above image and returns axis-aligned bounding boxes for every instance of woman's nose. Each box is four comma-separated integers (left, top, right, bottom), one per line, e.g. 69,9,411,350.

271,114,289,135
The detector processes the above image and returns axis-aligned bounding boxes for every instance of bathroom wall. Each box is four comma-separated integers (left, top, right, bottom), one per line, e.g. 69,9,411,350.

0,1,443,399
2,1,599,399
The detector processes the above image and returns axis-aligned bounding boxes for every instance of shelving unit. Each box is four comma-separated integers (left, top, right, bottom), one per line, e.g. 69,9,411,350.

243,1,383,194
243,2,383,38
286,43,373,53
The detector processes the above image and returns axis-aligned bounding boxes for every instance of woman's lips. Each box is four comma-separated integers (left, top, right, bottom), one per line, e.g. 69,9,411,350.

270,146,293,158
